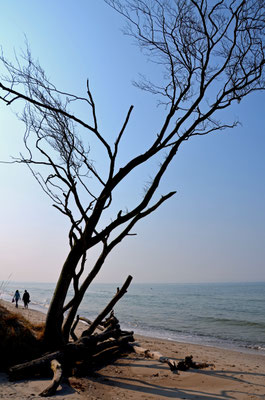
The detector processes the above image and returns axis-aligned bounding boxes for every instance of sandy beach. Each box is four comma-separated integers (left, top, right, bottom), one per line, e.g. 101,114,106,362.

0,299,265,399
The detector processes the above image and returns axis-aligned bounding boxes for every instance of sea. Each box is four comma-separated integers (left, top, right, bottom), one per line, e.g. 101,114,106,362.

1,281,265,355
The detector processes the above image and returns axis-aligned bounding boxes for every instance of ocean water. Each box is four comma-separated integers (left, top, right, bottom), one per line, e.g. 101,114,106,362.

1,281,265,355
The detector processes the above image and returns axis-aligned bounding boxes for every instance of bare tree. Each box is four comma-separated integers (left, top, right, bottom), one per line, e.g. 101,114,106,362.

0,0,265,349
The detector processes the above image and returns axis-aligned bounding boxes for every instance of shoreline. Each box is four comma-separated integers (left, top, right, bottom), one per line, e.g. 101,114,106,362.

134,329,265,357
2,294,264,358
1,297,264,356
1,299,265,399
2,281,265,359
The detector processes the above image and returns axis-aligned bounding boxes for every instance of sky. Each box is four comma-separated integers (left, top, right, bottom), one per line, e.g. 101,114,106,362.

0,1,265,284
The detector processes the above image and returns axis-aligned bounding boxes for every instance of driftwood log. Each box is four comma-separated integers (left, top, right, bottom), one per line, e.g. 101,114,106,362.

39,360,63,397
131,344,214,373
131,344,179,372
9,349,63,380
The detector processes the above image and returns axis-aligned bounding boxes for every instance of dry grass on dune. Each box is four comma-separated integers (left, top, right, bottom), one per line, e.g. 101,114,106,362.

0,305,44,369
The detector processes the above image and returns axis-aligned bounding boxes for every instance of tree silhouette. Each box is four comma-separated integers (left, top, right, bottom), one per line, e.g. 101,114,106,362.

0,0,265,348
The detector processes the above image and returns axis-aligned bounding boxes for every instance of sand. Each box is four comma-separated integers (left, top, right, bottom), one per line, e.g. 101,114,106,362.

0,299,265,399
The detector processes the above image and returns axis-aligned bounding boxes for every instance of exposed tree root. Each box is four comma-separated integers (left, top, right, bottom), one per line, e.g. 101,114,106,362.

39,360,63,397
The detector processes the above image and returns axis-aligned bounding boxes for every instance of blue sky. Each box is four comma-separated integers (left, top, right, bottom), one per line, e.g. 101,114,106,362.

0,1,265,284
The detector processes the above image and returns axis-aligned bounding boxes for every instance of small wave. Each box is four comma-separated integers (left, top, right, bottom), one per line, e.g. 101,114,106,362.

245,344,265,351
201,316,265,329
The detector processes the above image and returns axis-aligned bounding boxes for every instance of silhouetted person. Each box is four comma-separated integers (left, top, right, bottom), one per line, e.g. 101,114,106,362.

13,290,20,308
22,290,30,309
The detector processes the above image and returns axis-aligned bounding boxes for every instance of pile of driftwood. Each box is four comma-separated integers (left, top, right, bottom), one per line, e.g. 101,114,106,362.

9,311,135,396
9,277,136,397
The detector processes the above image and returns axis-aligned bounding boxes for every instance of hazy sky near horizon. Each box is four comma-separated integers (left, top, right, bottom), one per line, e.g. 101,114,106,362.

0,1,265,284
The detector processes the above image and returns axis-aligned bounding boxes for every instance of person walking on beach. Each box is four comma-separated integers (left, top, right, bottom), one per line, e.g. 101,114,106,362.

22,290,30,309
13,290,20,308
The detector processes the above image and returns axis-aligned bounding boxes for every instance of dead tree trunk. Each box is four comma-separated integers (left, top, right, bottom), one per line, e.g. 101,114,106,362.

43,241,84,349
